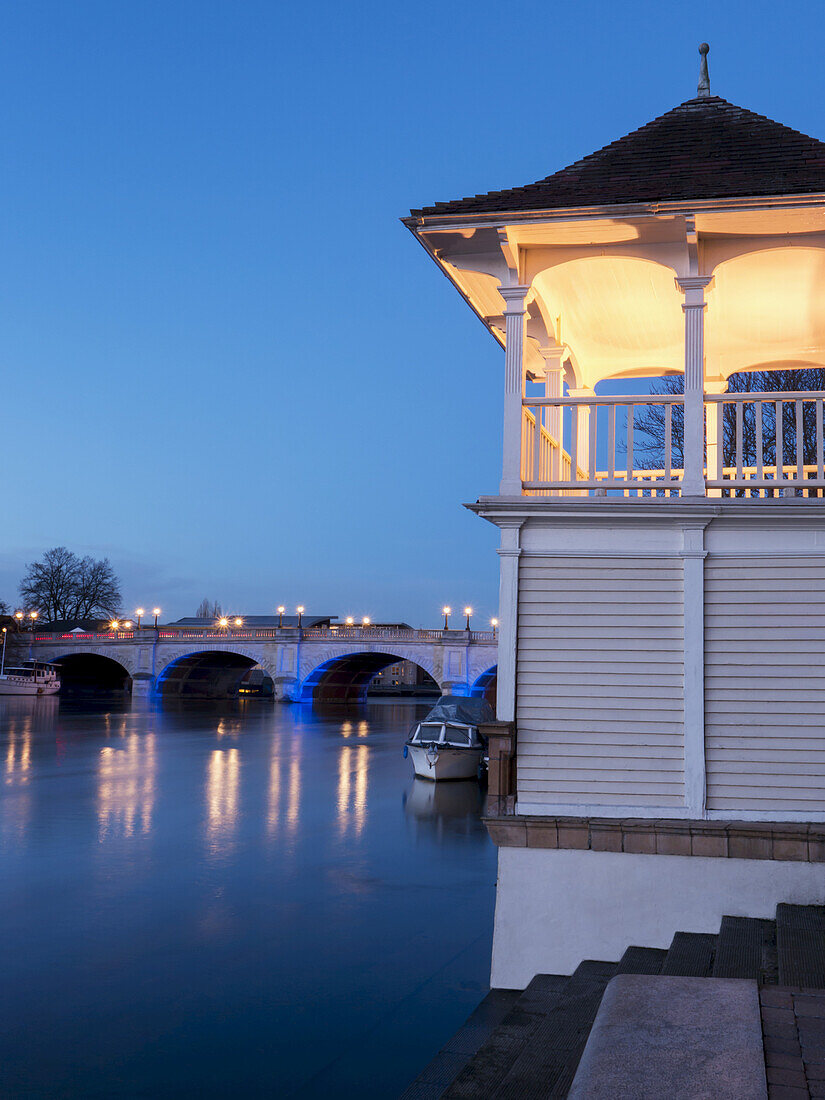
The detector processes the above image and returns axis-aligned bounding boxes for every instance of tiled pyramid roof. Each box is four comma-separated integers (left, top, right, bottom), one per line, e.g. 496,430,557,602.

410,96,825,217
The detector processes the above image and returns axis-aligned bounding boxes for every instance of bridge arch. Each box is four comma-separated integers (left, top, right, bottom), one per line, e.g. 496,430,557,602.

156,648,274,698
51,652,134,694
469,664,497,709
299,649,438,703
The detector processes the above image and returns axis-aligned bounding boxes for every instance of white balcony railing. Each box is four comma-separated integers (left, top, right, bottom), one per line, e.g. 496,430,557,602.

520,390,825,498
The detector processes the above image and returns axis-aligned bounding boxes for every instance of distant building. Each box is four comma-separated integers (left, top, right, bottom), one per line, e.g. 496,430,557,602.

367,659,438,695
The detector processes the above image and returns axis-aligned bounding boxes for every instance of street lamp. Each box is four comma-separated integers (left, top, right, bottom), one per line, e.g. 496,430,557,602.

297,605,304,628
219,617,229,634
362,616,371,627
110,620,119,633
122,620,132,631
277,605,285,629
0,627,6,675
136,608,144,630
345,616,354,628
491,617,499,636
153,608,161,629
464,606,472,631
29,610,38,632
14,611,23,631
234,617,243,631
442,605,451,630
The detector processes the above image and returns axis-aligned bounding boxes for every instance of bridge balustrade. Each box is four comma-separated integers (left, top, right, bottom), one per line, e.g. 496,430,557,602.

32,627,497,644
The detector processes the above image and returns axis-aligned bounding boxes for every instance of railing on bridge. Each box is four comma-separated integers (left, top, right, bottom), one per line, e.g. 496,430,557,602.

32,626,498,644
520,390,825,498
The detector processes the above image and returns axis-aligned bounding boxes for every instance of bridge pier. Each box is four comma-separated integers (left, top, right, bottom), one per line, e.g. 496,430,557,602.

273,677,301,702
131,673,155,698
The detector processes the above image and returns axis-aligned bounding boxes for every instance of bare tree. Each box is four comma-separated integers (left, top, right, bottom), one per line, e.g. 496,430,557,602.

195,598,223,618
635,369,825,470
19,547,80,621
19,548,122,621
73,557,121,618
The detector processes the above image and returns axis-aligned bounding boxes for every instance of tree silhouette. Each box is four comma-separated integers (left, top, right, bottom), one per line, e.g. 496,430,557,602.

634,369,825,473
19,548,122,621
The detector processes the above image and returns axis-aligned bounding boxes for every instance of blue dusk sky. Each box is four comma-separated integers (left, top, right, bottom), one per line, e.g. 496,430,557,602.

1,0,822,624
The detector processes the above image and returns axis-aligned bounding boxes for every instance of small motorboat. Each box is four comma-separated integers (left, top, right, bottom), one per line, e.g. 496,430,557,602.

405,695,493,781
0,661,61,696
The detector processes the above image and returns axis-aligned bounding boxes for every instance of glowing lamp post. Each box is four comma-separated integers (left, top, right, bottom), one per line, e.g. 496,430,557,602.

219,617,229,635
122,620,132,631
442,605,451,630
491,617,499,636
153,608,161,629
464,606,472,631
297,606,304,628
29,611,38,632
110,620,119,633
345,616,354,628
0,626,6,675
14,611,23,631
136,608,144,630
362,616,370,628
277,606,285,629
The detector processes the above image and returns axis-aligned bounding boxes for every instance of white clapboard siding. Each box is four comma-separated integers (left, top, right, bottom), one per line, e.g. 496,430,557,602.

517,556,685,808
705,559,825,813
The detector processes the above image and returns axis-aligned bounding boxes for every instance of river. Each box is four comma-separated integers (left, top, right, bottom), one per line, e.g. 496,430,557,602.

0,696,497,1098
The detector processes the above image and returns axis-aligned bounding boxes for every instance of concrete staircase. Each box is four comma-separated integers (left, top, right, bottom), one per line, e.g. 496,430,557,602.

400,903,825,1099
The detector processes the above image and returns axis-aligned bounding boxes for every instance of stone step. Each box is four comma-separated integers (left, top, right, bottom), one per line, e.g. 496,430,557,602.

492,960,618,1100
776,903,825,988
661,931,717,977
399,988,523,1100
440,975,569,1099
615,945,667,975
712,916,777,983
567,975,767,1100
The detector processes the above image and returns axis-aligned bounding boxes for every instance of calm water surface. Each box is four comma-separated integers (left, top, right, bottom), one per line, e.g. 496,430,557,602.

0,697,497,1098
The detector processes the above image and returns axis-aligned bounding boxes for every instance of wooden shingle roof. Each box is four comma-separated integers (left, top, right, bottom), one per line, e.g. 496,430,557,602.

410,96,825,218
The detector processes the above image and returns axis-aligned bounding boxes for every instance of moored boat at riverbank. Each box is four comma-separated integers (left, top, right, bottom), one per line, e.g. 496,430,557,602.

0,661,61,696
405,696,492,781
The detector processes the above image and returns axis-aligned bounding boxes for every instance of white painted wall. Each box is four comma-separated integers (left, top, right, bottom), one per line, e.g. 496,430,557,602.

517,554,685,809
491,846,825,988
477,503,825,822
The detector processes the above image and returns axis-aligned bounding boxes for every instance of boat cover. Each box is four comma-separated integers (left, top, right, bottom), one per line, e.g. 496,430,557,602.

422,695,494,727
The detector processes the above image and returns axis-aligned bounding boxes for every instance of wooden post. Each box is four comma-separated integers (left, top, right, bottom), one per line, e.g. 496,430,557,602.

481,721,517,815
499,285,530,496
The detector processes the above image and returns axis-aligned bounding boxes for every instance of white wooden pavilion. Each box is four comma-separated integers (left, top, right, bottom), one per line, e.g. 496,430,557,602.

406,48,825,986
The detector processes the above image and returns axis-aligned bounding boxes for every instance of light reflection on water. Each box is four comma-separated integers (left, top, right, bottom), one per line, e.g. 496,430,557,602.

206,746,240,853
98,732,156,839
0,697,496,1098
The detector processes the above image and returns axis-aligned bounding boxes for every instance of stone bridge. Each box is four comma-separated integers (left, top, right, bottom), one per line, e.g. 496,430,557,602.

25,626,498,702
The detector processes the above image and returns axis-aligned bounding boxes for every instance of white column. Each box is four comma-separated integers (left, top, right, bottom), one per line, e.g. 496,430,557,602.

496,520,522,723
539,347,565,482
682,523,708,817
704,378,726,497
568,387,595,482
499,285,530,496
677,277,713,496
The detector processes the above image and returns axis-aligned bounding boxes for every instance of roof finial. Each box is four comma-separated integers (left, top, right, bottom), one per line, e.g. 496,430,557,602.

697,42,710,97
